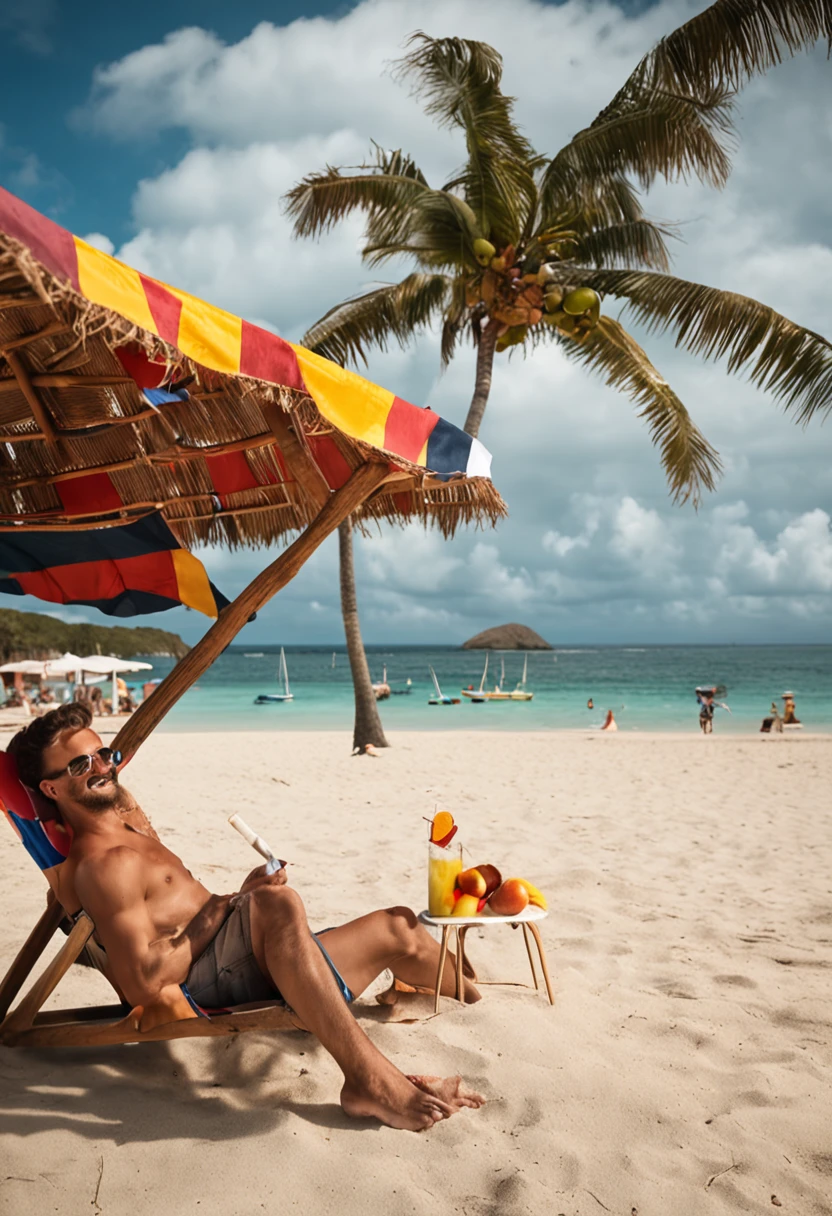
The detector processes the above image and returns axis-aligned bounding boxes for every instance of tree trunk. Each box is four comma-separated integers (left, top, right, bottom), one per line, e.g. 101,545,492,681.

463,317,501,438
339,517,388,754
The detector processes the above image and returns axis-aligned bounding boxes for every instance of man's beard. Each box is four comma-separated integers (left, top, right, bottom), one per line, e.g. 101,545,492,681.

73,766,126,812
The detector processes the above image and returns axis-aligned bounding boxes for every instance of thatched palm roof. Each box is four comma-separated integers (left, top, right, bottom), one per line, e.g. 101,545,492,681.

0,187,505,553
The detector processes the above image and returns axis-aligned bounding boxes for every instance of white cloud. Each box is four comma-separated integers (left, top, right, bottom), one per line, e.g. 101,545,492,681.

82,232,115,255
36,0,832,645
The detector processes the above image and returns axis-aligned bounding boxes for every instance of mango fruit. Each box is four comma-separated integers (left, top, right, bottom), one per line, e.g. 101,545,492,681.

452,893,482,917
458,867,487,898
488,878,529,916
515,878,548,911
474,863,502,894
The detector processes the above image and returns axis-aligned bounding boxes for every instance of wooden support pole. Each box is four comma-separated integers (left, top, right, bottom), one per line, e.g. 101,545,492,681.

113,460,390,757
3,350,59,444
260,402,329,513
0,899,64,1021
1,913,94,1039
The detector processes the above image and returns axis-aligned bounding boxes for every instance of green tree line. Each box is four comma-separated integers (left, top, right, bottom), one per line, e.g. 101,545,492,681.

0,608,189,663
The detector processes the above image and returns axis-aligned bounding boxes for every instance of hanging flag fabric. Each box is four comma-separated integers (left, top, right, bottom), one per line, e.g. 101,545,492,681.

0,513,228,619
0,186,492,482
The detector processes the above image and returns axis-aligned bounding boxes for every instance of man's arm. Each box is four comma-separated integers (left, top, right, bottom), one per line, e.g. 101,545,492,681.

74,849,231,1008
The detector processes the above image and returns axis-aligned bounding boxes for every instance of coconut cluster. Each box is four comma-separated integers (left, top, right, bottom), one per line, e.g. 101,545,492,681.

469,240,601,353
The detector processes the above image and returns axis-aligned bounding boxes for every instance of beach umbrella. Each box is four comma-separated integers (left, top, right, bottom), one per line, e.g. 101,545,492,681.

0,660,51,675
0,185,504,757
77,656,153,712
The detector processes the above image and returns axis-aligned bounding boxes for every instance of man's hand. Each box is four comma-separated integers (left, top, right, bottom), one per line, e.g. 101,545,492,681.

231,863,288,906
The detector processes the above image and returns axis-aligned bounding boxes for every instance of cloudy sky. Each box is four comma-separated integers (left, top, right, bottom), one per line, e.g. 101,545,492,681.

2,0,831,646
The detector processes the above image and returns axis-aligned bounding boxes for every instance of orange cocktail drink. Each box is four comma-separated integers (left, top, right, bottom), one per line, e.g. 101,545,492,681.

428,840,463,916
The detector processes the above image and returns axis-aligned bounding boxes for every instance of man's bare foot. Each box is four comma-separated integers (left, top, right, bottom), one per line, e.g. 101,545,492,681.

340,1070,454,1131
406,1074,486,1111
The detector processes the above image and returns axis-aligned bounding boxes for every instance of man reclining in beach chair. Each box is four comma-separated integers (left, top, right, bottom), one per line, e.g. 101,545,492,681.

7,704,484,1132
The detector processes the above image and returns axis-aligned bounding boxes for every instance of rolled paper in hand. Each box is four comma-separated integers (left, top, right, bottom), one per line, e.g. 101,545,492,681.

228,813,286,871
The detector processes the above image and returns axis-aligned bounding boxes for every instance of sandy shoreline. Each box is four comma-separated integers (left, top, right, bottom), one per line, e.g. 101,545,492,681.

2,729,831,1215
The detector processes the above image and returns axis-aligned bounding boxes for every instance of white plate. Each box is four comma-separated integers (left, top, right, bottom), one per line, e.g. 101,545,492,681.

418,904,547,927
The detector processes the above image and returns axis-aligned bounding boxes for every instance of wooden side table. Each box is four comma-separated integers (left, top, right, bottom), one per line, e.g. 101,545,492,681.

418,905,554,1012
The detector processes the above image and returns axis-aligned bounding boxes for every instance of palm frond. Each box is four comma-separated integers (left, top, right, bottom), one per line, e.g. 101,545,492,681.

576,269,832,424
301,273,451,366
395,32,538,245
363,190,482,270
539,86,735,229
284,157,429,239
566,316,721,504
440,275,473,367
571,219,677,272
637,0,832,94
534,172,645,245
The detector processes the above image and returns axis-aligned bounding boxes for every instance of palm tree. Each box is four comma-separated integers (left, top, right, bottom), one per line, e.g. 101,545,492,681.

289,1,832,750
338,516,388,753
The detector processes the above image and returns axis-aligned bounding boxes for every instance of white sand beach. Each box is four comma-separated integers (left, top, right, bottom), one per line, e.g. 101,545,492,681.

1,729,831,1215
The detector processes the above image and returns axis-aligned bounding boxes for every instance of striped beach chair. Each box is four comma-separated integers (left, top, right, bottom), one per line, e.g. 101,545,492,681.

0,751,300,1047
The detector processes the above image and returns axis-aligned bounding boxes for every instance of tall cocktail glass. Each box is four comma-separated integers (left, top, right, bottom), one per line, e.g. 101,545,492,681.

428,840,463,916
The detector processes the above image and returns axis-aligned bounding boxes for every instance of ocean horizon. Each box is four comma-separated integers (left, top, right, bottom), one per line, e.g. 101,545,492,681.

129,643,832,734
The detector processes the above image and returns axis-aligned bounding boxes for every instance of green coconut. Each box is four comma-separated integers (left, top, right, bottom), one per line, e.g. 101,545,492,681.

491,255,507,272
562,286,601,316
543,288,564,313
473,238,497,266
555,312,577,334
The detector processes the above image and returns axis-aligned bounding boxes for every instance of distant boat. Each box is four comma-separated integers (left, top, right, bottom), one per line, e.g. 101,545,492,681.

244,652,265,658
331,652,336,669
390,678,412,696
372,664,391,701
510,653,534,701
255,647,293,704
461,652,512,701
428,666,460,705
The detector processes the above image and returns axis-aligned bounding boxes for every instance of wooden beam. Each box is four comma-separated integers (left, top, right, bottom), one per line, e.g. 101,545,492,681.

260,402,329,514
3,350,59,444
5,1000,301,1048
0,319,71,353
0,294,44,310
0,373,134,393
113,460,390,757
0,899,64,1021
0,432,278,490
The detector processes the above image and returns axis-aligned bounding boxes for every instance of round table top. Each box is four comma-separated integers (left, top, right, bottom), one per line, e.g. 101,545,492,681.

419,905,547,927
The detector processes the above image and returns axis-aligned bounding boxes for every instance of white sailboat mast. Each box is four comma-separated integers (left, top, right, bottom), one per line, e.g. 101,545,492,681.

280,647,290,696
479,652,489,693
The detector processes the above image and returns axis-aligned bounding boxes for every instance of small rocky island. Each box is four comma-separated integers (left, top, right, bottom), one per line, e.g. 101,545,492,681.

461,623,552,650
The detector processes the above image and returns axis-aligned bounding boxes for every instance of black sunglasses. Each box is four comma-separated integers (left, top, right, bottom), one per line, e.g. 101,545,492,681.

45,747,122,781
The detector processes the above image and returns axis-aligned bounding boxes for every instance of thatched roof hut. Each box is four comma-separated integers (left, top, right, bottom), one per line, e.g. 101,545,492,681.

0,186,505,752
0,187,504,549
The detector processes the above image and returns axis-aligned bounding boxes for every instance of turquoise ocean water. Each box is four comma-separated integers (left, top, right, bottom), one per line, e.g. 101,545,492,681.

131,645,832,734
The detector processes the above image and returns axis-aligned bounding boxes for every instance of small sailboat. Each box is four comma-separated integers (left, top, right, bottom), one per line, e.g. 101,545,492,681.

428,666,460,705
372,664,391,701
461,652,512,701
255,647,294,703
510,653,534,701
331,652,336,669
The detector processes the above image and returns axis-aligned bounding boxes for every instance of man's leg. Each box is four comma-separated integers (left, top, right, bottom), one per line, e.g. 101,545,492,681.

318,906,480,1003
245,887,483,1130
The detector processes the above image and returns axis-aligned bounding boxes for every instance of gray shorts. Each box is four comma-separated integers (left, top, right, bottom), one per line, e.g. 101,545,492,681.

186,898,279,1008
185,896,355,1010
